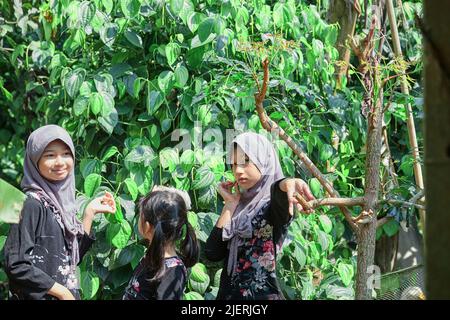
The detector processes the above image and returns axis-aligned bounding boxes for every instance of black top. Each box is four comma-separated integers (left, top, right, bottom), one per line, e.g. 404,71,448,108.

4,196,95,300
205,179,291,300
122,256,187,300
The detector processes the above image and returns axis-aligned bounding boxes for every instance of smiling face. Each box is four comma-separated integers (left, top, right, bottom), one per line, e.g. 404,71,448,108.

37,140,74,182
231,144,262,190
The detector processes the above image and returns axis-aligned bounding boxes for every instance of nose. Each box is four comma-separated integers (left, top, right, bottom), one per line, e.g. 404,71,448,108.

54,155,64,166
234,164,245,174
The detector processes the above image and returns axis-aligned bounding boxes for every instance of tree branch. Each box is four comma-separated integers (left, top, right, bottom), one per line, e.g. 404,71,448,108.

254,60,359,232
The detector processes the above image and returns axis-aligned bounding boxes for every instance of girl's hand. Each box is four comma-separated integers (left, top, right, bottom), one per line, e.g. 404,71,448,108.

217,181,240,206
85,191,116,217
280,178,315,216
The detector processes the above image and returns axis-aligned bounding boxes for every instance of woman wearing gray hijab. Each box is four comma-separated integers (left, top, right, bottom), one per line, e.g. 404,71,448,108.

4,125,116,300
205,132,315,300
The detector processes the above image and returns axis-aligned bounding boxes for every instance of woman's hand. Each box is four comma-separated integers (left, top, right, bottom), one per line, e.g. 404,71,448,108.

85,191,116,217
217,181,241,206
48,282,76,300
215,181,240,228
279,178,315,216
83,191,116,234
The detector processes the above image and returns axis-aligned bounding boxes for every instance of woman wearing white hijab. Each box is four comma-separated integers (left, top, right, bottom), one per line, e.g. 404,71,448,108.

4,125,116,300
205,132,315,300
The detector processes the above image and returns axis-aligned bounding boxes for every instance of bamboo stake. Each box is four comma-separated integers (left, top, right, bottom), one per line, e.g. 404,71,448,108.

386,0,426,229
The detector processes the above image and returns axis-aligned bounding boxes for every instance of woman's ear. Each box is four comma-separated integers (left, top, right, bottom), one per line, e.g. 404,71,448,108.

143,221,154,240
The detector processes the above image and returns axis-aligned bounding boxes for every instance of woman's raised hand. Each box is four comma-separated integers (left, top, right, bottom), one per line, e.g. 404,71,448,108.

280,178,315,216
85,191,116,217
217,181,241,206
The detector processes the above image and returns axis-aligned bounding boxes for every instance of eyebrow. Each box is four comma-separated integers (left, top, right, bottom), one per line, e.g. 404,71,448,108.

43,148,71,153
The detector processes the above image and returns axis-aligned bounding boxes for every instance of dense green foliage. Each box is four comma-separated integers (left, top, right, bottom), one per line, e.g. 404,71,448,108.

0,0,423,300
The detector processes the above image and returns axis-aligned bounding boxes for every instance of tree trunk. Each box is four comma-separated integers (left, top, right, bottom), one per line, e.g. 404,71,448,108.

327,0,360,88
424,0,450,299
355,84,384,299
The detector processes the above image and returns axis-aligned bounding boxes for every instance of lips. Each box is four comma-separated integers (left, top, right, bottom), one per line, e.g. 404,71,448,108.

52,169,67,175
238,178,248,184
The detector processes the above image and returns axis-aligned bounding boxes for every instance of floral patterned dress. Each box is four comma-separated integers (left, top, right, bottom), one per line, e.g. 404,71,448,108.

122,256,187,300
4,196,95,300
205,179,291,300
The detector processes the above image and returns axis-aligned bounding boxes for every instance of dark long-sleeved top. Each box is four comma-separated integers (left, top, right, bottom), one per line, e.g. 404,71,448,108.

205,179,291,300
122,256,187,300
4,196,95,300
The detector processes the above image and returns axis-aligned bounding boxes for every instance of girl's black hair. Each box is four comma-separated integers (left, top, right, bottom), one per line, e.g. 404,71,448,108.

138,190,199,280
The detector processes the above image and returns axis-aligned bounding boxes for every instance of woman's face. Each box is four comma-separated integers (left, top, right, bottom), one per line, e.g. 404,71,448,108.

37,140,74,182
232,145,262,190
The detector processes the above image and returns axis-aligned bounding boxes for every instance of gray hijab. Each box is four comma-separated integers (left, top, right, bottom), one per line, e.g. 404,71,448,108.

222,132,284,276
21,125,84,279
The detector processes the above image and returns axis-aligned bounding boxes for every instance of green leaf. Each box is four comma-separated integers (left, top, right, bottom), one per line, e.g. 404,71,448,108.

147,89,164,115
383,219,400,237
107,220,132,249
273,2,294,28
102,0,113,14
81,271,100,300
312,39,324,57
158,71,174,93
165,43,181,66
0,178,26,224
187,211,199,230
317,230,329,252
184,291,204,300
106,196,123,224
84,173,102,197
120,0,141,18
125,145,155,167
73,95,89,116
78,1,96,27
124,29,143,48
80,159,101,178
190,263,209,283
337,263,354,287
318,215,333,233
102,146,119,161
98,105,118,134
99,23,118,47
94,73,115,98
214,269,222,287
198,105,212,126
0,236,6,251
187,12,205,34
159,148,179,171
64,69,86,98
170,0,184,14
192,166,215,190
198,17,216,42
320,144,334,161
293,245,306,269
309,178,324,198
189,278,209,294
180,149,195,172
124,178,138,201
89,92,103,115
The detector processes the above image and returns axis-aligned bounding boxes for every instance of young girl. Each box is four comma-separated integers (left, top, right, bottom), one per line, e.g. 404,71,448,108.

205,132,315,300
4,125,116,300
122,186,199,300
